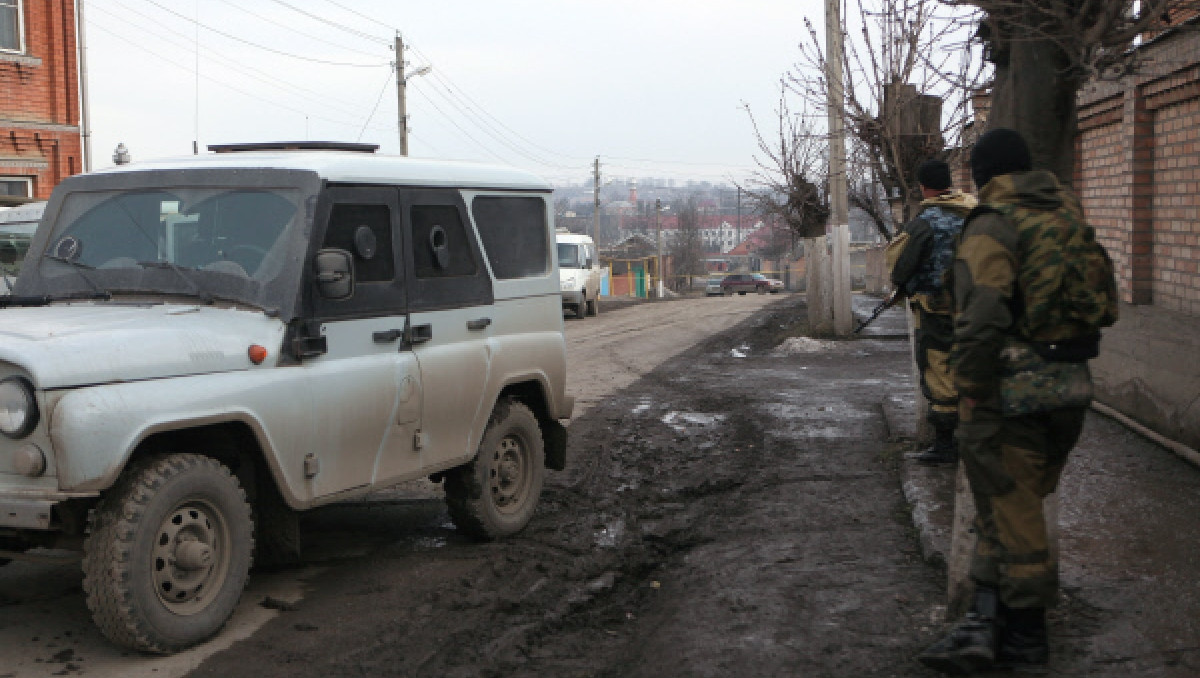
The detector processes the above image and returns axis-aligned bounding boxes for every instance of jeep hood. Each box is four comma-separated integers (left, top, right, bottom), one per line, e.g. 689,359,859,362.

0,303,287,388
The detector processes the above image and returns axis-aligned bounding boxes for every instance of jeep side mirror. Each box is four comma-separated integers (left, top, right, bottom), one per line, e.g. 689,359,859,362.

315,248,354,299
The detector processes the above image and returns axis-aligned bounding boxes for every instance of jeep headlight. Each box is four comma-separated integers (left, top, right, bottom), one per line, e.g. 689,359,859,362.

0,377,38,438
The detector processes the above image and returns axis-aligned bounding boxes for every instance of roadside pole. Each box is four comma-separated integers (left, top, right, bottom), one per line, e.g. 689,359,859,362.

395,33,408,156
824,0,854,336
656,198,664,297
593,157,601,246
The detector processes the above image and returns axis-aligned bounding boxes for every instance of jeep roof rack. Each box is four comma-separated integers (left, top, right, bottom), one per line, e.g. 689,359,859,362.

207,141,380,154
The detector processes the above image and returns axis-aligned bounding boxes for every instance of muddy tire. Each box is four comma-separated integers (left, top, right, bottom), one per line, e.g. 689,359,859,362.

445,398,545,540
82,454,254,654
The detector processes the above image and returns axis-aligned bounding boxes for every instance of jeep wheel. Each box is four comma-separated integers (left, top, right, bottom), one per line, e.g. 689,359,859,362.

444,398,545,539
82,454,254,654
586,297,599,316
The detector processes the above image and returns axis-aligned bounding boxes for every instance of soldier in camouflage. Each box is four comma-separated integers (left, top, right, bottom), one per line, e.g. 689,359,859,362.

888,159,976,465
919,129,1117,675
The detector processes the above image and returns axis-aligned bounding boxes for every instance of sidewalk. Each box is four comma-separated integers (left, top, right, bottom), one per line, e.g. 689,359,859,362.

862,298,1200,677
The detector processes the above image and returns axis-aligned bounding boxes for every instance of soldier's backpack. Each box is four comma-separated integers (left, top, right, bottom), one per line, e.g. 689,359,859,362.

986,192,1119,351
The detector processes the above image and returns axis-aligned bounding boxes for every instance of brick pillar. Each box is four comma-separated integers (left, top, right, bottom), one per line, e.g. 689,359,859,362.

1127,86,1155,305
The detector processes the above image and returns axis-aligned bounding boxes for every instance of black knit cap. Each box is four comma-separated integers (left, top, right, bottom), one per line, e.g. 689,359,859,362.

916,159,952,191
970,127,1032,189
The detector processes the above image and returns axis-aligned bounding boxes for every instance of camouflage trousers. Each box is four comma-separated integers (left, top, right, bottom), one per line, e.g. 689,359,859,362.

958,399,1088,609
912,300,957,430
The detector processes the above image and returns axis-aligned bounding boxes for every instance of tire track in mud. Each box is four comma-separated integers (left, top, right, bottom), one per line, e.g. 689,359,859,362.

187,295,945,678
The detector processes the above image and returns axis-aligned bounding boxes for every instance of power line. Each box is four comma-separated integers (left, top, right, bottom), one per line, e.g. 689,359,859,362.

321,0,397,32
261,0,390,44
94,1,394,128
357,69,394,142
87,16,392,138
139,0,390,67
406,77,576,171
212,0,384,59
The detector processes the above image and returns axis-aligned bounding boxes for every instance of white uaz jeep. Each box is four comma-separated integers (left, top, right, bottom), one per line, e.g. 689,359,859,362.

0,142,573,653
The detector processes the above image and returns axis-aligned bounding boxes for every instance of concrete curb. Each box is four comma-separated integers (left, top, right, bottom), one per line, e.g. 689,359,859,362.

882,394,955,571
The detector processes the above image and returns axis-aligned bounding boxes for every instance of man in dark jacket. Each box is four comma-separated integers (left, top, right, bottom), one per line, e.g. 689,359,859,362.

888,159,975,465
918,128,1115,674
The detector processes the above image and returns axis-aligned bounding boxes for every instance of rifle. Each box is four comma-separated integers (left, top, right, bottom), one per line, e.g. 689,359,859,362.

853,290,900,334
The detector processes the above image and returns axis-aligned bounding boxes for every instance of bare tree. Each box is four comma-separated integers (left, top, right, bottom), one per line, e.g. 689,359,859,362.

789,0,983,230
945,0,1198,182
668,195,706,290
740,86,833,243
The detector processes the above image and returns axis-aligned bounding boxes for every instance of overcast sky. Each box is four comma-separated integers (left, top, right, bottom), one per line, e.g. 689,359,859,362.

83,0,835,186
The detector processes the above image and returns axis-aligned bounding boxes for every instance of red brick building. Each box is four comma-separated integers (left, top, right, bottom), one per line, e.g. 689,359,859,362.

0,0,83,202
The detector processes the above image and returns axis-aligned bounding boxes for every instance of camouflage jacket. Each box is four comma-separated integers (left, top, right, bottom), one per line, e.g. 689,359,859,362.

890,190,976,313
950,171,1099,400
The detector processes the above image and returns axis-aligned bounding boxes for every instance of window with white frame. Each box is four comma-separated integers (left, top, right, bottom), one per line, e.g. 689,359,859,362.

0,0,23,53
0,177,33,198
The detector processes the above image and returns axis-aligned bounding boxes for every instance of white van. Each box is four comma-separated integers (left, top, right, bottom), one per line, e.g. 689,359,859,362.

556,230,601,318
0,142,573,653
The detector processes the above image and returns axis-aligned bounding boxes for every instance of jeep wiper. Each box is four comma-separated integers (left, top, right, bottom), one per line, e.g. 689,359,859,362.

41,252,107,296
0,291,112,308
136,261,213,303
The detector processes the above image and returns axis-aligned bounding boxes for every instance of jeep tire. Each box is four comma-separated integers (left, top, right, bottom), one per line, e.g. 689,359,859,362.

445,398,545,539
82,454,254,654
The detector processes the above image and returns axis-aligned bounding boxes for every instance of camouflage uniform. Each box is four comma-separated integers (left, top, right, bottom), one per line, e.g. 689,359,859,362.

889,190,976,443
951,170,1110,610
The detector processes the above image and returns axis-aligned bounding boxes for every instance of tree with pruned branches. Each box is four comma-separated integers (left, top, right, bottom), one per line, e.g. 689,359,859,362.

741,85,832,244
789,0,983,236
944,0,1199,183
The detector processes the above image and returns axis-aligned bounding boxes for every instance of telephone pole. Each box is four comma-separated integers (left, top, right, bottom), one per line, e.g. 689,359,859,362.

592,157,601,245
655,198,663,297
825,0,853,335
395,33,409,156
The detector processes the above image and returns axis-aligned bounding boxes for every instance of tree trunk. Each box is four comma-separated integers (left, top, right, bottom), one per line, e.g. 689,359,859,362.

987,31,1082,186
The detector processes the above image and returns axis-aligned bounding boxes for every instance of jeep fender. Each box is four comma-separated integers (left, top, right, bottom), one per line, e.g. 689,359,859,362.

49,369,314,508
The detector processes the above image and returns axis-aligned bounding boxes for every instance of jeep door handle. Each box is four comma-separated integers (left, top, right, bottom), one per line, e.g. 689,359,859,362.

372,329,404,343
467,318,492,331
406,323,433,344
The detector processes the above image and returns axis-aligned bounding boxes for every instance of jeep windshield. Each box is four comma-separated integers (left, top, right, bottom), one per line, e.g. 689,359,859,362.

14,169,320,321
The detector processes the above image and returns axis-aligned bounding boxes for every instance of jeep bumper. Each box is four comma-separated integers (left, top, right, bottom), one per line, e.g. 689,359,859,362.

0,497,55,529
560,290,585,308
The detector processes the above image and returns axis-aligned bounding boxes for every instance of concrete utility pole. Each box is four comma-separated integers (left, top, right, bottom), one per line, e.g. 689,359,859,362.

736,186,742,248
395,33,409,156
655,198,663,297
76,0,92,171
593,157,601,245
825,0,854,335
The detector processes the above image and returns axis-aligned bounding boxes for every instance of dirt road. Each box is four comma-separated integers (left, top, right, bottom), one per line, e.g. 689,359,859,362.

178,293,951,678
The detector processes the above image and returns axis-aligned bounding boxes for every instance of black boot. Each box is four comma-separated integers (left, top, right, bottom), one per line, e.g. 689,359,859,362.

997,606,1048,672
918,586,998,675
916,426,957,466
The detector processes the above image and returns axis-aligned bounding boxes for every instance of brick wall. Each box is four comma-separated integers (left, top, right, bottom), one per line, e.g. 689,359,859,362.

1077,26,1200,316
0,0,83,199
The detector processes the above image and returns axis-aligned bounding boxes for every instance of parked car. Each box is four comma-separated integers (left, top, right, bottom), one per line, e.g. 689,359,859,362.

0,201,44,289
556,230,601,317
0,142,574,654
720,273,783,295
705,277,724,296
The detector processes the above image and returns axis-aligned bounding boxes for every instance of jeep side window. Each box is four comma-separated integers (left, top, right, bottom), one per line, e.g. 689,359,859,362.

412,205,477,279
471,196,549,279
323,203,395,283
